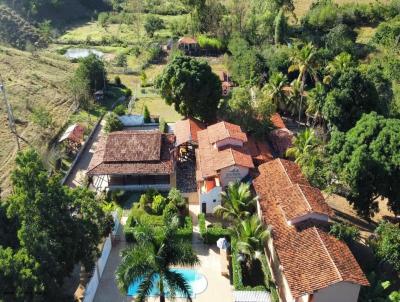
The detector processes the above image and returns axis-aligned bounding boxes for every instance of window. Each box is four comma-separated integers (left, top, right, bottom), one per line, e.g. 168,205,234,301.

213,199,216,203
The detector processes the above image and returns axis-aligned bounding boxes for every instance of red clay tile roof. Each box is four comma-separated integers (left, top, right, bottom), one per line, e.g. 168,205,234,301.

245,137,274,165
253,159,369,298
206,121,248,144
196,122,254,179
174,118,205,146
87,131,175,176
270,113,286,129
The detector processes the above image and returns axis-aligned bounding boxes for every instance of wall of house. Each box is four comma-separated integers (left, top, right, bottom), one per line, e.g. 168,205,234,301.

215,138,243,149
265,236,295,302
199,186,223,213
182,192,198,204
312,282,361,302
219,165,249,187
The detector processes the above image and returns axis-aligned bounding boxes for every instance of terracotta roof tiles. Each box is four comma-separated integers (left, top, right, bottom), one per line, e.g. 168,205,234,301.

174,118,205,146
253,159,369,298
206,121,248,144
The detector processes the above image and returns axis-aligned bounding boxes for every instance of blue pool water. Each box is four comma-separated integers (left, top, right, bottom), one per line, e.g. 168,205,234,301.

127,268,207,298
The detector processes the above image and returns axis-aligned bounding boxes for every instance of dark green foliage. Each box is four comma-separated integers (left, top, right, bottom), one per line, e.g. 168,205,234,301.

323,24,357,57
4,149,112,300
0,5,46,49
329,222,361,243
274,9,286,45
113,104,125,116
323,67,387,131
75,54,107,92
198,213,207,239
144,15,165,37
206,223,231,244
104,112,123,133
328,113,400,217
114,75,122,86
143,105,151,123
159,118,167,133
155,55,221,122
162,202,179,224
151,195,167,215
175,216,193,241
373,16,400,47
372,222,400,272
228,36,267,86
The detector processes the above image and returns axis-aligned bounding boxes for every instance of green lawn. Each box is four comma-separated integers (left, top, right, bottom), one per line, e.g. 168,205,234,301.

132,94,182,123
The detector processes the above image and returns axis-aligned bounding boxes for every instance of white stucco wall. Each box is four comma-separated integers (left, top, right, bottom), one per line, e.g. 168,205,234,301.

215,137,243,149
199,186,223,213
219,165,249,187
312,281,361,302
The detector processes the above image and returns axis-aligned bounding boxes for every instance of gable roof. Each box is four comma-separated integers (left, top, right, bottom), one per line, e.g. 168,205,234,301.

253,159,369,298
206,121,248,144
87,130,175,176
59,123,85,143
270,113,286,129
174,118,205,146
178,37,197,45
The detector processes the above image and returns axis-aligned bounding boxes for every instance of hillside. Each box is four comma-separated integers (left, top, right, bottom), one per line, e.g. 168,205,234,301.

0,46,75,193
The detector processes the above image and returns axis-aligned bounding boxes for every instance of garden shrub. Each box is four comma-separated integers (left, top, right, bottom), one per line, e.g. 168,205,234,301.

128,205,164,227
198,213,207,240
113,104,126,116
163,202,179,224
159,118,168,133
152,195,167,215
197,35,224,51
143,105,151,123
114,75,122,86
373,17,400,46
124,226,136,243
176,216,193,241
205,223,231,244
104,112,123,133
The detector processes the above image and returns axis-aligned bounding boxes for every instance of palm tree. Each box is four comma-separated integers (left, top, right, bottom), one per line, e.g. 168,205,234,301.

262,72,288,110
116,221,199,302
286,79,302,118
285,128,318,166
214,182,257,222
288,42,319,122
233,215,269,267
306,82,326,126
324,52,353,84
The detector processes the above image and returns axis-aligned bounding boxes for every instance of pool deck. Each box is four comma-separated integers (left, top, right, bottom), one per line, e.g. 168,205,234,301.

93,205,233,302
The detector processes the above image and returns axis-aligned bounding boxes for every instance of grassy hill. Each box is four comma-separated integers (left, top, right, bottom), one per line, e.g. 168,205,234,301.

0,46,75,193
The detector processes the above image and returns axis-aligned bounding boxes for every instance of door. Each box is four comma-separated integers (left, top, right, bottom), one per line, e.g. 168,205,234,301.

201,202,207,214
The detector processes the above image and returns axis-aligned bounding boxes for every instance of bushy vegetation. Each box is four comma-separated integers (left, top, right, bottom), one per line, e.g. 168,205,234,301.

329,221,361,243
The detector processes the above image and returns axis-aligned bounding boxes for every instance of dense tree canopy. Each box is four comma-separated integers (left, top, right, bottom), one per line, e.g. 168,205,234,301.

155,55,221,122
372,222,400,272
328,113,400,217
75,54,107,92
0,149,112,301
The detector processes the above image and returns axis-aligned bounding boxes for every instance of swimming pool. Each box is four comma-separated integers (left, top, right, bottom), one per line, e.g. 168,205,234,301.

127,268,207,298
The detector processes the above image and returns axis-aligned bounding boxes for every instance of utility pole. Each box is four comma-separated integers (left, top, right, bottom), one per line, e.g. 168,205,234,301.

0,75,20,150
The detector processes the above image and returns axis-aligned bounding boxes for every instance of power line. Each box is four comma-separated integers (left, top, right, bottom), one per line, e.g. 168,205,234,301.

0,75,20,151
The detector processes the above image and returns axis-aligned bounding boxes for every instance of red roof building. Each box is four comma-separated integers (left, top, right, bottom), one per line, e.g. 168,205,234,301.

87,130,175,192
174,117,205,147
253,159,369,302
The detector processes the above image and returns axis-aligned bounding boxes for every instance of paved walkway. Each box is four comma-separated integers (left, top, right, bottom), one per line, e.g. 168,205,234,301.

65,119,104,188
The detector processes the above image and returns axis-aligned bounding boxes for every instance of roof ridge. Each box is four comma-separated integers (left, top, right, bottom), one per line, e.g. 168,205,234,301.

296,184,313,212
314,228,343,283
278,159,294,187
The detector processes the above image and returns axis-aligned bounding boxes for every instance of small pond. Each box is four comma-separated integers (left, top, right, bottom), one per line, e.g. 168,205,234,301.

64,48,104,59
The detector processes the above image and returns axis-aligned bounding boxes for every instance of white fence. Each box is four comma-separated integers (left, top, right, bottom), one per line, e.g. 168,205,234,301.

83,211,119,302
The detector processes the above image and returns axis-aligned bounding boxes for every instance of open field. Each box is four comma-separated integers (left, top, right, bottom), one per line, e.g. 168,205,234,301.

294,0,390,17
0,46,76,193
59,14,188,44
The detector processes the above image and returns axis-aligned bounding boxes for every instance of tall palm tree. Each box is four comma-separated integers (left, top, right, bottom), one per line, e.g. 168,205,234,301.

116,221,199,302
324,52,353,84
285,128,318,166
214,182,257,222
306,82,326,126
233,215,269,267
288,42,319,122
286,79,302,118
262,72,288,110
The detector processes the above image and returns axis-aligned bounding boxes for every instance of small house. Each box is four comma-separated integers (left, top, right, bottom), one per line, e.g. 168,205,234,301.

178,37,199,55
59,123,85,151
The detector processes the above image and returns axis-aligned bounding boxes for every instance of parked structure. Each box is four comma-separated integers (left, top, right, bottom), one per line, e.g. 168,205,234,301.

178,37,199,55
59,123,85,151
253,159,369,302
87,130,175,191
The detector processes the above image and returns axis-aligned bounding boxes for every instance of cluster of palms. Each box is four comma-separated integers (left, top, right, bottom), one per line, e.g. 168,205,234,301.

214,182,269,269
116,217,199,302
262,42,352,126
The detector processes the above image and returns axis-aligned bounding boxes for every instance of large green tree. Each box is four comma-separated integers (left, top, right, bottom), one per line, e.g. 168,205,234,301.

328,113,400,217
3,149,112,300
323,67,387,131
116,220,199,302
75,53,107,92
155,55,221,123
